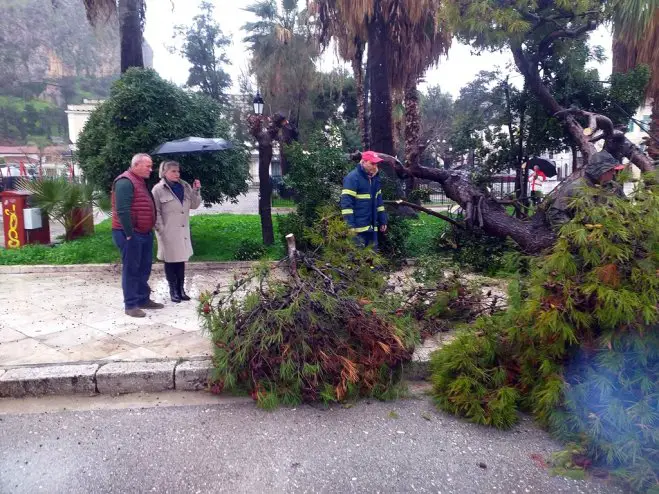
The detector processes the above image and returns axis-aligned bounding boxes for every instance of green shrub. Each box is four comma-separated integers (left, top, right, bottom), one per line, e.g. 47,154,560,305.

434,223,519,275
76,68,249,204
430,176,659,492
233,239,267,261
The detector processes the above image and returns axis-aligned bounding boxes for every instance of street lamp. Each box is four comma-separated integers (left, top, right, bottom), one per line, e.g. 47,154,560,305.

253,91,264,116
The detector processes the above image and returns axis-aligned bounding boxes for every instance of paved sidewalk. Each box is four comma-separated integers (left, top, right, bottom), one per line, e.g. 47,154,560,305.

0,268,242,367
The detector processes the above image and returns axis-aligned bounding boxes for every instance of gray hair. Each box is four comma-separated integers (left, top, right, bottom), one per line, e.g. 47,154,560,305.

130,153,152,168
159,160,180,179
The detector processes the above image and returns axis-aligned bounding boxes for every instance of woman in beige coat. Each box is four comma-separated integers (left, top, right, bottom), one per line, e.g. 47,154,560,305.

152,161,201,303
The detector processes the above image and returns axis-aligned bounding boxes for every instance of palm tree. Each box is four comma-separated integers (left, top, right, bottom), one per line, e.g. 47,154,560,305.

311,0,450,161
243,0,318,126
612,0,659,159
74,0,145,73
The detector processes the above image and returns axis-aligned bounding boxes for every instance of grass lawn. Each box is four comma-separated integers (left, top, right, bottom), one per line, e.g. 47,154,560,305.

0,214,284,265
404,214,449,257
272,197,296,208
0,212,445,265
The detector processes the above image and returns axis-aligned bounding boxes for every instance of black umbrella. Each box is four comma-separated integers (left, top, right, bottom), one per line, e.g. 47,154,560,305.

527,157,557,178
152,137,233,155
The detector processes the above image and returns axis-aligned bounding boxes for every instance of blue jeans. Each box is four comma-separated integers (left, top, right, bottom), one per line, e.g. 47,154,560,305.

112,230,153,309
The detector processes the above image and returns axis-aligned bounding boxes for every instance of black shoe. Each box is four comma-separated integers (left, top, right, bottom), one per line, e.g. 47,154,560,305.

169,284,181,303
178,280,191,301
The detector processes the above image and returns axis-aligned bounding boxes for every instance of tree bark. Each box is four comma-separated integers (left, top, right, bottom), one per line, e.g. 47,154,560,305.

647,93,659,161
119,0,144,73
367,0,393,157
404,79,421,200
352,152,557,254
351,40,369,150
258,133,274,246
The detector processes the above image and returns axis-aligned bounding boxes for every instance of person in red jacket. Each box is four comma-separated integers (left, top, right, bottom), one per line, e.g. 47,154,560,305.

111,153,164,317
529,164,547,205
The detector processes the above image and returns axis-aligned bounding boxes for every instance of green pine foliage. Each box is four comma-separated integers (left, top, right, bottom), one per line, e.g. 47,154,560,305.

431,176,659,492
200,214,419,409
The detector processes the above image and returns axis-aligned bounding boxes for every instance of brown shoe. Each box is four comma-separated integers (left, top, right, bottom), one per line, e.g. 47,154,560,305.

125,308,146,318
140,299,164,310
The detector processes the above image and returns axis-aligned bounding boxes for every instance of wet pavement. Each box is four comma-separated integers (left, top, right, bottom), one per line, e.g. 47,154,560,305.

0,269,239,366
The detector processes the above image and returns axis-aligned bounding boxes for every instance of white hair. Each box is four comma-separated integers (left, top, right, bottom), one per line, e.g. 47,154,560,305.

131,153,152,168
159,160,180,179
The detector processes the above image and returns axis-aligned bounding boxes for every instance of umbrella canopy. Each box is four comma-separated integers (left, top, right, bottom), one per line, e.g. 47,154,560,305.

152,137,233,155
527,157,557,178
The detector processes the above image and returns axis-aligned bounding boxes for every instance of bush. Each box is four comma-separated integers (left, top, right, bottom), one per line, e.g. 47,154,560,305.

283,132,354,225
434,223,520,275
430,177,659,492
200,216,419,408
76,68,249,204
233,239,267,261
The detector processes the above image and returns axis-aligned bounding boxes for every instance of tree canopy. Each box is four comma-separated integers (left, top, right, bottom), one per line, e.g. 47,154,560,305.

76,69,249,204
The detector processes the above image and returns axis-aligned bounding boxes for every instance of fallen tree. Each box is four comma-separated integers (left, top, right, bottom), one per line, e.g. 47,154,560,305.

350,107,655,255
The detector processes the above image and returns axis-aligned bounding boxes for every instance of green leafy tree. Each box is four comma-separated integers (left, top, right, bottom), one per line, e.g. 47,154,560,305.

172,1,232,105
442,0,654,172
76,69,249,204
431,176,659,492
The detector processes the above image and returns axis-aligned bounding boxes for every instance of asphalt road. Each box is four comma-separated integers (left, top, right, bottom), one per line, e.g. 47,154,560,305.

0,392,620,494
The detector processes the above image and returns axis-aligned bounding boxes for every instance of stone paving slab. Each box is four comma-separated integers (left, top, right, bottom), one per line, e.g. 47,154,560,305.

96,360,176,395
0,363,98,397
0,270,233,367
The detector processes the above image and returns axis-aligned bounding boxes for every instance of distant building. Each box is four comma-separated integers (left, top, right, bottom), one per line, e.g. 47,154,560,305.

65,99,104,150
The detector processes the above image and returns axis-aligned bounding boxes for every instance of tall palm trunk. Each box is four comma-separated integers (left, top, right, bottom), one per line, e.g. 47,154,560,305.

351,40,369,149
119,0,144,73
404,79,420,200
647,94,659,161
367,0,393,157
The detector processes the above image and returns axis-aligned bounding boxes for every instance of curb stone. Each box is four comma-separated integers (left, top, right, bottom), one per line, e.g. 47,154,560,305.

0,330,444,398
0,364,98,397
0,261,268,275
175,359,213,391
96,361,177,395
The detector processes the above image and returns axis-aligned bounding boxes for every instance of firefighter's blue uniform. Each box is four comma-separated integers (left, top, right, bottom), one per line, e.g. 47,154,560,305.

340,165,387,246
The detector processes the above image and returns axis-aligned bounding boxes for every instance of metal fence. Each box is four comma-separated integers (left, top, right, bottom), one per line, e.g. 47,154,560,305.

419,176,518,205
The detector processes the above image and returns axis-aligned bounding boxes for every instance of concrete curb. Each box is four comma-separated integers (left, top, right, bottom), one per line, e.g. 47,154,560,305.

0,261,276,275
0,352,431,398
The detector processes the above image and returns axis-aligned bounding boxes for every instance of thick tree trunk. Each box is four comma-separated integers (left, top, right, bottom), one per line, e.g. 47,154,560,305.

258,137,275,246
367,1,393,157
647,94,659,161
351,41,368,150
119,0,144,73
363,56,371,149
352,152,557,253
404,79,421,200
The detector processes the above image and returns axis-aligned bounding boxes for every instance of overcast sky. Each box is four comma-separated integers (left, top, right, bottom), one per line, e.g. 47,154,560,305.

143,0,613,99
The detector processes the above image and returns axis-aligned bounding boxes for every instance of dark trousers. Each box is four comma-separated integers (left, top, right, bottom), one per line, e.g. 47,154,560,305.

164,262,185,287
112,230,153,309
356,230,378,248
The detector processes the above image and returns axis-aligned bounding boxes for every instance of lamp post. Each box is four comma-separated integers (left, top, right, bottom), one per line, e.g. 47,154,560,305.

253,91,264,116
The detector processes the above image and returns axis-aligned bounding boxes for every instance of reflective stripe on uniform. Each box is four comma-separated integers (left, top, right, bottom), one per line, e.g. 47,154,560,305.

341,189,371,200
352,225,373,233
376,190,382,197
341,209,354,215
377,206,385,212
